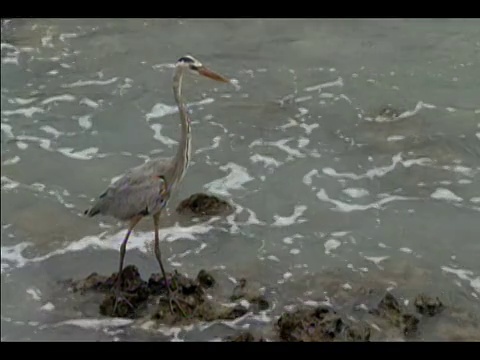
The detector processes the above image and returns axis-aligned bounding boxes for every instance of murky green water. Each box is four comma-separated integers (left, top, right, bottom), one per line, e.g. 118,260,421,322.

1,18,480,341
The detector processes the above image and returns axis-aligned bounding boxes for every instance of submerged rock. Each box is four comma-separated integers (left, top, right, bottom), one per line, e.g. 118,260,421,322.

71,266,252,325
231,278,270,311
414,294,444,317
176,193,234,216
225,331,266,342
276,306,370,342
99,265,150,318
371,292,419,336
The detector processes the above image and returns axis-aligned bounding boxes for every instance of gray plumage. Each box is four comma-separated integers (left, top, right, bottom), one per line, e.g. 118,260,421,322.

85,159,171,221
82,54,230,317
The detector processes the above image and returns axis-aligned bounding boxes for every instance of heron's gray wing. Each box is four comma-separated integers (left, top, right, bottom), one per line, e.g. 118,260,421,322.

86,172,168,220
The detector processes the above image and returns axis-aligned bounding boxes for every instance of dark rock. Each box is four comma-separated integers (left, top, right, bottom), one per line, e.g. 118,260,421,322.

222,305,249,320
372,292,419,337
376,292,401,316
98,265,150,318
226,332,266,342
227,332,255,342
276,306,362,342
197,270,216,289
176,193,234,217
414,294,444,317
344,323,371,341
230,278,270,311
402,314,420,336
69,272,110,294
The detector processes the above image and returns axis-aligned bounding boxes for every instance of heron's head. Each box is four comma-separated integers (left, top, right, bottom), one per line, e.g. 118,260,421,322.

175,55,229,83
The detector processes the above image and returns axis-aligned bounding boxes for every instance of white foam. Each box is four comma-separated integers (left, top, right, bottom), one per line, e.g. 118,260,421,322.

2,107,44,118
2,156,20,166
282,234,303,245
279,118,298,130
250,138,305,159
1,220,215,273
342,188,369,198
283,272,292,280
302,169,319,186
203,162,254,196
267,255,280,262
57,147,99,160
41,94,76,105
250,154,282,168
78,115,93,130
470,197,480,204
26,288,42,301
290,248,300,255
196,136,221,154
299,123,319,135
40,125,63,138
59,32,79,42
14,135,51,150
11,97,37,105
331,231,350,237
272,205,307,226
323,153,431,181
399,247,413,254
63,77,118,88
387,135,405,142
304,77,344,92
80,98,100,109
431,188,463,202
364,256,389,265
324,239,341,255
317,188,415,213
442,165,475,177
16,142,28,150
39,302,55,311
150,123,178,146
1,123,14,138
441,266,480,294
145,98,214,121
55,318,133,329
369,101,436,123
297,138,310,149
1,176,20,190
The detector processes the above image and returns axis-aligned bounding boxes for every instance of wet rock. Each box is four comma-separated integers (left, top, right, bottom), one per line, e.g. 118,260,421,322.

197,270,216,289
226,332,255,342
231,278,270,311
414,294,444,317
99,265,150,318
225,331,266,342
176,193,234,217
221,305,249,320
277,306,366,342
69,272,110,294
345,323,371,341
371,292,419,336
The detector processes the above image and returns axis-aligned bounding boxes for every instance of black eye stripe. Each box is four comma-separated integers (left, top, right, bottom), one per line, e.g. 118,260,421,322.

178,56,194,63
190,65,199,71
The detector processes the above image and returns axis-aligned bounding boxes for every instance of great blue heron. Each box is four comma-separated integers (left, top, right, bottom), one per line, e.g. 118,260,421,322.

84,55,230,316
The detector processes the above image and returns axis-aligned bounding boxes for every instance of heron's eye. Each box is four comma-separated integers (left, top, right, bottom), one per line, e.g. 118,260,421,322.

190,65,199,71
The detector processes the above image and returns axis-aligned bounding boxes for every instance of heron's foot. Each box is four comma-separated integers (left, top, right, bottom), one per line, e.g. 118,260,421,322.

166,290,189,318
111,288,134,316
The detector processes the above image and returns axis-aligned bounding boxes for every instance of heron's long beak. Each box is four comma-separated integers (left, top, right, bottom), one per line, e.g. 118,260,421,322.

198,66,230,83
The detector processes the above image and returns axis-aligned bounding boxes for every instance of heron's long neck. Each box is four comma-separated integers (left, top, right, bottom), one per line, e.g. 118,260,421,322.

172,67,192,186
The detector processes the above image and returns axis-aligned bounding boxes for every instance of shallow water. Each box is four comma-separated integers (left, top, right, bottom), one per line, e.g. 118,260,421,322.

1,18,480,341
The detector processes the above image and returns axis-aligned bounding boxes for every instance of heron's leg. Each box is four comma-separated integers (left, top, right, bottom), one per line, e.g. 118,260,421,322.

112,216,142,314
153,212,187,317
